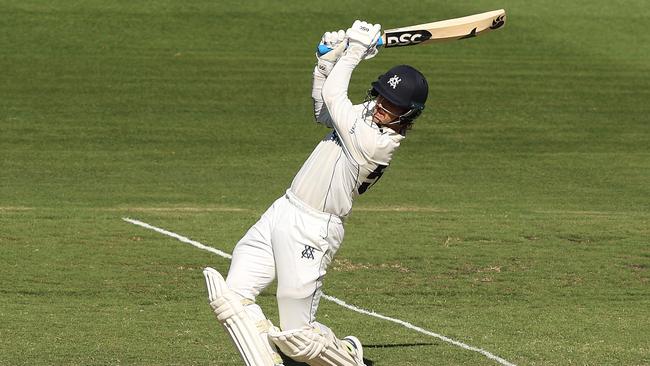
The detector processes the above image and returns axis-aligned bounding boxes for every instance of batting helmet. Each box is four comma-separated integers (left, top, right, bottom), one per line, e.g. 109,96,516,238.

370,65,428,124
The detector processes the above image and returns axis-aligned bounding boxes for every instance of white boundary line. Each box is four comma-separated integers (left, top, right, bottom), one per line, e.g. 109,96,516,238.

123,217,516,366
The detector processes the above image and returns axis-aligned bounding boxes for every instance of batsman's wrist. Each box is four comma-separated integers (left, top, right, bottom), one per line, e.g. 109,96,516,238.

315,60,333,77
344,43,367,60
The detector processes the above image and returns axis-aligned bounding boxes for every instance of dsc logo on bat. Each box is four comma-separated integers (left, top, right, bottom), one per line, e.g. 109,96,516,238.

385,30,432,47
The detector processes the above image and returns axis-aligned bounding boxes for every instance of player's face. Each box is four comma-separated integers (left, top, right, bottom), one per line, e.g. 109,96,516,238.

373,96,408,127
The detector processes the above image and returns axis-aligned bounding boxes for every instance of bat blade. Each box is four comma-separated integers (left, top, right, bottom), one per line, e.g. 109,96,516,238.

381,9,506,48
316,9,506,55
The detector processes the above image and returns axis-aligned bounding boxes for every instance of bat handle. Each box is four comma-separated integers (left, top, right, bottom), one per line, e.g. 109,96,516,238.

316,36,384,56
316,44,332,56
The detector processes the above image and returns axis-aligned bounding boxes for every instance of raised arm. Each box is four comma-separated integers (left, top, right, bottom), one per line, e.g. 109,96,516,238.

312,30,346,127
321,21,381,156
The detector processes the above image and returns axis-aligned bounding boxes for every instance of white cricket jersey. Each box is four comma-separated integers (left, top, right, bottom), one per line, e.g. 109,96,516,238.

290,49,405,218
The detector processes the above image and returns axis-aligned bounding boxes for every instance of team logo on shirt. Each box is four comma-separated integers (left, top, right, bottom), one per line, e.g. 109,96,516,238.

388,75,401,89
301,245,315,260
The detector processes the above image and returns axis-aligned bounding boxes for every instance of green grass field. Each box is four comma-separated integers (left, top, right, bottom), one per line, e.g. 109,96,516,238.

1,1,649,365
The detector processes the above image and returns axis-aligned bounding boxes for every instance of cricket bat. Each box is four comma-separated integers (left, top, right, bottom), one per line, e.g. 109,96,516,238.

317,9,506,55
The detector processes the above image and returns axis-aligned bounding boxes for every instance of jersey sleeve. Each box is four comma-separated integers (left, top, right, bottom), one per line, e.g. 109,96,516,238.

371,131,403,166
311,67,334,128
320,47,371,163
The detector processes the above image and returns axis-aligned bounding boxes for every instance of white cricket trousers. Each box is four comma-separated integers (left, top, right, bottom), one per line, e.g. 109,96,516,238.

226,189,344,331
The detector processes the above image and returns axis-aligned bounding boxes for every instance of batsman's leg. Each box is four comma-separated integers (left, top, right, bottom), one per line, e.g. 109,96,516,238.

270,192,363,365
203,267,283,366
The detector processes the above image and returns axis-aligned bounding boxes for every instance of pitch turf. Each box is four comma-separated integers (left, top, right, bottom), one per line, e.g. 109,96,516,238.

1,1,648,365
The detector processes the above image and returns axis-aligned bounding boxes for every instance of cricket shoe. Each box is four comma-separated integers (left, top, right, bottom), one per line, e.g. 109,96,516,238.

342,335,365,365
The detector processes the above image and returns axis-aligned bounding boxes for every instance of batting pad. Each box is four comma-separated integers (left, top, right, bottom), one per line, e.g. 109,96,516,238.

269,327,364,366
203,267,279,366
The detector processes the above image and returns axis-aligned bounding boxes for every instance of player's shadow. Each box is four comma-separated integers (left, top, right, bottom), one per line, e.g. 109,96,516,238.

364,342,436,348
280,343,435,365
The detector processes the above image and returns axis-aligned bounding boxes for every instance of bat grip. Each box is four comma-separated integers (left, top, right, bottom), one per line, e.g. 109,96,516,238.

317,37,384,56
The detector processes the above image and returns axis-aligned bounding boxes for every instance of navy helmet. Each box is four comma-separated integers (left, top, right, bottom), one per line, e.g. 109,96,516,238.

370,65,428,124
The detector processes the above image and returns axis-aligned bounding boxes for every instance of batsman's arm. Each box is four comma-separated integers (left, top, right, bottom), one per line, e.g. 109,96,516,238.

312,30,347,127
320,52,356,136
320,48,372,163
312,69,334,127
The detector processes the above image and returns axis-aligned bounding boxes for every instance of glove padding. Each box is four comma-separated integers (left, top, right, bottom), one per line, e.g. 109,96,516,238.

316,30,347,76
346,20,381,60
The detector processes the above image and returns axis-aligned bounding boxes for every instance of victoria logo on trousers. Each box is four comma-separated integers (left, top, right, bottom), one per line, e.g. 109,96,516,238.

301,245,315,260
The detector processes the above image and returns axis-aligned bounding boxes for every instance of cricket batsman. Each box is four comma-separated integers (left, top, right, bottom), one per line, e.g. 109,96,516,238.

203,19,428,366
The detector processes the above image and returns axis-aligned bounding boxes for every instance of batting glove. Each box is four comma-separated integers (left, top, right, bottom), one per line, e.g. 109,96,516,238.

316,30,347,76
346,20,381,60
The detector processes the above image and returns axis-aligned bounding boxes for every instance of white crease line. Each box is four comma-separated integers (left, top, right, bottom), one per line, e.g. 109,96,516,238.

122,217,516,366
322,295,516,366
123,218,232,259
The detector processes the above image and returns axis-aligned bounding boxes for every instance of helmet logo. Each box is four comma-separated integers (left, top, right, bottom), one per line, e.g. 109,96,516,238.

387,75,402,89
